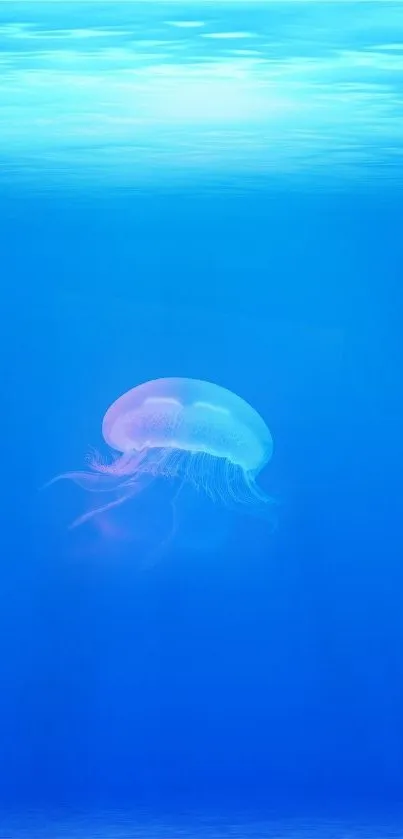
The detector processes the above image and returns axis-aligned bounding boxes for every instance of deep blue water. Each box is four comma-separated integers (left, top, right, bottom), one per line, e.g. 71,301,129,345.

1,2,403,837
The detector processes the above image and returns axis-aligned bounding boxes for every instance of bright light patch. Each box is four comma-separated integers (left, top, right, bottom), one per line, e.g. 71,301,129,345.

193,402,230,416
165,20,205,28
144,398,182,408
202,31,257,39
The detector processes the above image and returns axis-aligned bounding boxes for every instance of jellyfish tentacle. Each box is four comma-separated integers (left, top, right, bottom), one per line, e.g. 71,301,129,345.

43,471,122,493
69,491,136,529
87,449,148,477
45,450,150,495
70,471,157,529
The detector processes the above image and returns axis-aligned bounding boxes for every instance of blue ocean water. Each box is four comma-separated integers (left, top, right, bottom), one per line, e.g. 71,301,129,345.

1,1,403,837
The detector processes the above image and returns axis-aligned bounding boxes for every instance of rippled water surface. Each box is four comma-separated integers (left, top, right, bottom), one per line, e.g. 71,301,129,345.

1,814,403,839
1,0,403,185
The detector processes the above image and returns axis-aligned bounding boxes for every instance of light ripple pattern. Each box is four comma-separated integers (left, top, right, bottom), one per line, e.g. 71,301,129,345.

1,0,403,185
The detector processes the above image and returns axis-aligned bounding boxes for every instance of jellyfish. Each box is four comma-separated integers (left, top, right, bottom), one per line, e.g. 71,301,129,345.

49,377,274,529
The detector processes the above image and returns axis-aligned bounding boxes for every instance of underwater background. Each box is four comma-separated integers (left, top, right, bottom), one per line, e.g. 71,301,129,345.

1,1,403,837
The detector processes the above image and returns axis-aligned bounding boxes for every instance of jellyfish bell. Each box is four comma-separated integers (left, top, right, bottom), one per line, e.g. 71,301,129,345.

102,378,272,466
48,377,274,533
